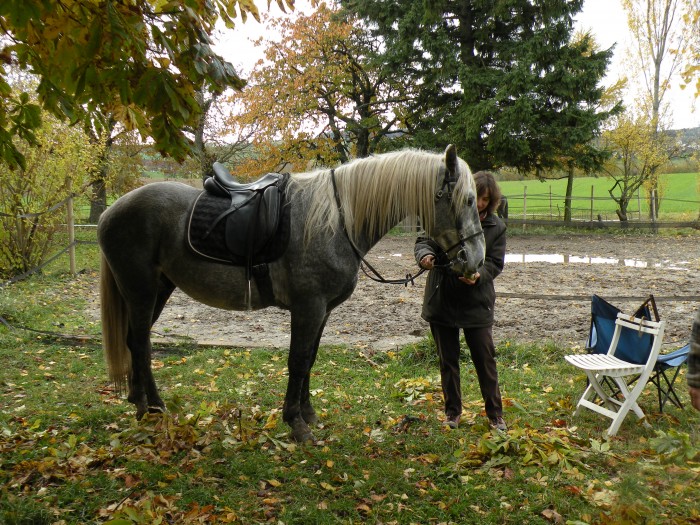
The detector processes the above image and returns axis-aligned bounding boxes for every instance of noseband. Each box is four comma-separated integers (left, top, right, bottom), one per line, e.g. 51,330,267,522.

433,229,484,270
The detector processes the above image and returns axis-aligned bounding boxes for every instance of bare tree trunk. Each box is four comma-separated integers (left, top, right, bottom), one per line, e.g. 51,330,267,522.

616,198,630,228
564,164,574,222
88,176,107,224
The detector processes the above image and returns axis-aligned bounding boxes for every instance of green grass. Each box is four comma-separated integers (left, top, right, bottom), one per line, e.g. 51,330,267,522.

1,236,699,524
499,172,699,221
1,334,698,524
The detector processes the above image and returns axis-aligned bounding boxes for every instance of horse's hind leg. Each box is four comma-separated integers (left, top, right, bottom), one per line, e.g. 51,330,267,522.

152,275,176,325
300,375,319,426
126,302,166,417
126,276,175,417
118,274,168,418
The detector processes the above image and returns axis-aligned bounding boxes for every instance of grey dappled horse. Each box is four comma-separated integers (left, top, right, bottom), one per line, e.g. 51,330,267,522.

98,145,485,442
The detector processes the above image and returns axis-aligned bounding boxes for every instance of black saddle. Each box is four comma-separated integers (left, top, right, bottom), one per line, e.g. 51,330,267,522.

205,162,284,194
188,163,291,274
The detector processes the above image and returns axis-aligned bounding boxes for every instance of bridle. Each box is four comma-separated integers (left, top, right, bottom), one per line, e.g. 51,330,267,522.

329,167,482,286
430,167,483,271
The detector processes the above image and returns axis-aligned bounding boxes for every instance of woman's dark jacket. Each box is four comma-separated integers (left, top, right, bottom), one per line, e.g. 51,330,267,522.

414,214,506,329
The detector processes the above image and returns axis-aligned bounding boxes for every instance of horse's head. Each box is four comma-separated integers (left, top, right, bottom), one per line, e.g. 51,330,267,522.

430,144,485,278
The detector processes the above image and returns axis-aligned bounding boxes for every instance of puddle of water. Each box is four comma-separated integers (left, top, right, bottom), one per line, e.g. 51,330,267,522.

505,253,691,270
374,252,691,270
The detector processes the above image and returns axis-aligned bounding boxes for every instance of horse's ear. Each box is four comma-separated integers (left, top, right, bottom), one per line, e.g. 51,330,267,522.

444,144,458,175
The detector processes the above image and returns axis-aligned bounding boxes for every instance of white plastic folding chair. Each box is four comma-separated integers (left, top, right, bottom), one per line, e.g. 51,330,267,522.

564,313,666,437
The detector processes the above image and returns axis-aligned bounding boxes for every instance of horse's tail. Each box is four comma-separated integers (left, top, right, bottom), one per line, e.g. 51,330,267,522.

100,254,131,392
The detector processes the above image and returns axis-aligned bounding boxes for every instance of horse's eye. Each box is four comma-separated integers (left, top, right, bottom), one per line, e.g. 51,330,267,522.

467,197,474,207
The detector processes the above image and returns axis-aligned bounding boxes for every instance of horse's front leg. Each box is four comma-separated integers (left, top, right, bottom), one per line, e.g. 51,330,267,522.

300,374,318,426
284,308,328,442
299,314,329,426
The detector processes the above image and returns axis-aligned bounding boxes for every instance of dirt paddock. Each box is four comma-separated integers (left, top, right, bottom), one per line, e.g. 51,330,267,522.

142,233,699,352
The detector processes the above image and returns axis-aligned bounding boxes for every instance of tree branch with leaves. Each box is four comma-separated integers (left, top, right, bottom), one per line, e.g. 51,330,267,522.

0,0,294,169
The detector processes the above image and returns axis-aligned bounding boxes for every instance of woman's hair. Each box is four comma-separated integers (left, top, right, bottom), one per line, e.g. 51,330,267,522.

473,171,502,216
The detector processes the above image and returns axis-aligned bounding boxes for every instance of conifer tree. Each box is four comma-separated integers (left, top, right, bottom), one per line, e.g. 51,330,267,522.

341,0,621,173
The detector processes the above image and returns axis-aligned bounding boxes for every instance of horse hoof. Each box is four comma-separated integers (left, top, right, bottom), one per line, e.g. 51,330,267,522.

148,405,165,414
290,418,315,443
301,410,319,426
292,429,316,443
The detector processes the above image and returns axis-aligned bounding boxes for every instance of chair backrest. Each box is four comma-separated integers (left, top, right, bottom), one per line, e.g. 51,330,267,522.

587,295,657,364
608,314,665,366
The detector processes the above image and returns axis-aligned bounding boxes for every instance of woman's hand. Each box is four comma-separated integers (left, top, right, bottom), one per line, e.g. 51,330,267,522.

459,272,480,285
420,255,435,270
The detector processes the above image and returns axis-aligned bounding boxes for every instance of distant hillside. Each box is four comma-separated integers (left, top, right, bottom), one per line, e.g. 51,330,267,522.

672,126,700,155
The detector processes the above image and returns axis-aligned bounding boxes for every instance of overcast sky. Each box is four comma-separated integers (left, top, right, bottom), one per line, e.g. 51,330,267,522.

214,0,698,130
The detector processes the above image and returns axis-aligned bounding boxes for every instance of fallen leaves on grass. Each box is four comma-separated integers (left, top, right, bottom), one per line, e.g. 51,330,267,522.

451,425,604,472
0,402,297,522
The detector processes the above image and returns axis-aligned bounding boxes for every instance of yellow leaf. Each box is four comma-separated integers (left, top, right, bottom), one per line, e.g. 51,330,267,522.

326,460,334,468
541,508,563,523
267,479,281,487
320,482,335,491
263,412,279,430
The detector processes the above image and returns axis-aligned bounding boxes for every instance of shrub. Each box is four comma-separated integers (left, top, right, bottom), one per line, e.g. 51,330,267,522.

0,114,101,278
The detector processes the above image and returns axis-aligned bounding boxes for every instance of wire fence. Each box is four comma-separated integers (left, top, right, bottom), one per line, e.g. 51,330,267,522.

499,186,699,229
0,191,99,288
395,186,699,231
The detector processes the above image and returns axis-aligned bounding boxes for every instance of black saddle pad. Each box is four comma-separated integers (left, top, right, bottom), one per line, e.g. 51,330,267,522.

187,186,291,266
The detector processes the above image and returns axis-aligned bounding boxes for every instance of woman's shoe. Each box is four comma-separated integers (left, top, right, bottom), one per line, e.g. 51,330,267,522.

489,416,507,431
443,414,460,429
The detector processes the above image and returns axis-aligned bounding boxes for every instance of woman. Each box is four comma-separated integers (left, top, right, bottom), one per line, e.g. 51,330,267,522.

414,171,507,430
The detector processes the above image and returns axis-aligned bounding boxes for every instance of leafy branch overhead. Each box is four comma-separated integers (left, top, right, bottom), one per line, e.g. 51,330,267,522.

0,0,294,169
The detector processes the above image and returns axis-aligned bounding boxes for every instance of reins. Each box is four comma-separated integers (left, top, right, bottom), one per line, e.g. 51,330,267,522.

329,168,482,286
330,169,426,286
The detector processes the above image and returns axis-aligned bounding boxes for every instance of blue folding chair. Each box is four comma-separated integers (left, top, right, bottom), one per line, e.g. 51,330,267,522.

649,343,690,411
587,294,689,412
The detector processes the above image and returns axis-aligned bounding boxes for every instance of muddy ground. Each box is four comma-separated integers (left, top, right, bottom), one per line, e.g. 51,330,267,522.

138,233,699,352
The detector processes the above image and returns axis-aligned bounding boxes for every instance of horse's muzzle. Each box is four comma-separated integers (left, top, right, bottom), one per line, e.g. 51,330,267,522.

455,247,484,275
451,234,485,277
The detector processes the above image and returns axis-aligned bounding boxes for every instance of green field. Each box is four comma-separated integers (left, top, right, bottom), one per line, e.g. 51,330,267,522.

499,172,699,221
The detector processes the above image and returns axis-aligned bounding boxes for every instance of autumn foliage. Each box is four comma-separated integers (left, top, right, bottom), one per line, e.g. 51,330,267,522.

228,3,409,178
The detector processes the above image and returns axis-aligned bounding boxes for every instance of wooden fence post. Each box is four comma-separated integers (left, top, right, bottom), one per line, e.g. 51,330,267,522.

66,177,76,275
637,189,642,220
523,186,527,231
590,185,594,222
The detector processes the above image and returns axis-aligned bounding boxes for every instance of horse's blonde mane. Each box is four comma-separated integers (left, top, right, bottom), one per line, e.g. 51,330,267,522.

288,149,473,245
